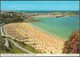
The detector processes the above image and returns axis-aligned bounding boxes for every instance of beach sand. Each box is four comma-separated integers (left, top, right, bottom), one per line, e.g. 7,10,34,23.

3,22,64,54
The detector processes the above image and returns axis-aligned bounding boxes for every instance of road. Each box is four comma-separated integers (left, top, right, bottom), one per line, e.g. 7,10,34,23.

0,24,5,36
8,39,33,54
0,23,9,48
0,23,33,54
4,38,9,48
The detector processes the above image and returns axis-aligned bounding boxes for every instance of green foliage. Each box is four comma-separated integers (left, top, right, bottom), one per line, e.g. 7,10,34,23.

8,41,28,53
0,33,27,53
0,12,24,24
0,11,40,24
16,40,41,53
0,32,6,53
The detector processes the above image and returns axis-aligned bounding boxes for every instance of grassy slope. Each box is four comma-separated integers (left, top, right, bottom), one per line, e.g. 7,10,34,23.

7,40,28,54
0,31,28,53
0,11,40,53
0,31,6,53
14,40,41,53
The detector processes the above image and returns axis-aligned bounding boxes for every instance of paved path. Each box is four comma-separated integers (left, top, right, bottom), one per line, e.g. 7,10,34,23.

0,26,9,48
0,23,33,54
0,27,5,36
8,39,33,54
4,38,9,48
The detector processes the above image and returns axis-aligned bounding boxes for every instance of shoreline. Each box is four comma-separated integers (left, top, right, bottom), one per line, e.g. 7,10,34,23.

3,22,65,54
31,14,77,18
30,23,66,41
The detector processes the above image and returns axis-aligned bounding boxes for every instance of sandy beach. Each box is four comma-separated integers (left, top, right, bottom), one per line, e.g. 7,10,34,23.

32,15,56,18
32,14,64,18
3,22,64,54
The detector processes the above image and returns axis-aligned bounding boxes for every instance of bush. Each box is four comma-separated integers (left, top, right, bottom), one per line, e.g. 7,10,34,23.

63,31,80,53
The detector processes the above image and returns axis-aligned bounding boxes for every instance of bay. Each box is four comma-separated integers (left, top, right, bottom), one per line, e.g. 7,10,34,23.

32,15,79,40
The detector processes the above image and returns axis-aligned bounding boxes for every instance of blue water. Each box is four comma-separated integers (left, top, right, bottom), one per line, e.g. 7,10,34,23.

32,15,79,40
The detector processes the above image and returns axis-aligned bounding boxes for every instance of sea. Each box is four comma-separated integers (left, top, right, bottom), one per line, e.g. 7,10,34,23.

1,11,79,40
31,15,79,40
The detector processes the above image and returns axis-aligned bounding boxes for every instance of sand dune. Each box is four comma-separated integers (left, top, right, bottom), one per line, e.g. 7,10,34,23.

3,22,64,54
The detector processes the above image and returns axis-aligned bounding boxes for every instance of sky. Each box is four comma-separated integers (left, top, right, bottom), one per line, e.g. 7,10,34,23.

1,1,79,11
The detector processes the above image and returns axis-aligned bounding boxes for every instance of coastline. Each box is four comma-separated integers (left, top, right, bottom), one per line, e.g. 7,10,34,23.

31,13,76,18
30,23,65,41
3,22,65,54
32,15,57,18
